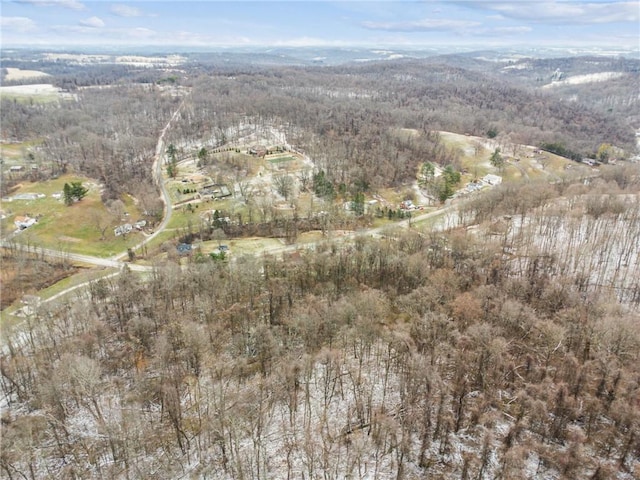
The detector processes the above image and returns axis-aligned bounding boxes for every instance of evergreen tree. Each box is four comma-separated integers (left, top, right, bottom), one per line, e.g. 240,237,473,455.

166,143,178,178
437,165,462,203
351,191,365,216
490,148,505,169
197,146,208,166
313,170,335,199
63,181,88,205
63,182,74,206
70,181,88,201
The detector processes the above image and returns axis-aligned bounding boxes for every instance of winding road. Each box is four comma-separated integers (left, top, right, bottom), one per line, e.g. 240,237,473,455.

111,98,185,261
1,99,187,314
2,97,465,313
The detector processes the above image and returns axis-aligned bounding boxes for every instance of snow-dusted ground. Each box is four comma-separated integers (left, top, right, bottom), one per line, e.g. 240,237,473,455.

499,194,640,308
4,320,635,479
542,71,626,88
2,193,639,479
0,84,60,95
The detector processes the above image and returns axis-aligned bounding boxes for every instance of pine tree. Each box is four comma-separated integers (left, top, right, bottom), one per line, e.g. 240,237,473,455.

63,183,74,206
70,182,88,201
490,148,505,170
62,182,89,205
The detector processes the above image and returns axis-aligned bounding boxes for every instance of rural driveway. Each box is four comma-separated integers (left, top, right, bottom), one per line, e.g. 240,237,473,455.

112,98,186,261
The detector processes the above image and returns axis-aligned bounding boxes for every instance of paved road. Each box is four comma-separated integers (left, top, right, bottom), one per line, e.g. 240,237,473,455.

257,200,462,259
41,245,151,272
1,100,187,316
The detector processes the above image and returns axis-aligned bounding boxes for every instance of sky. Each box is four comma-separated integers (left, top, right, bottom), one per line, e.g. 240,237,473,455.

1,0,639,49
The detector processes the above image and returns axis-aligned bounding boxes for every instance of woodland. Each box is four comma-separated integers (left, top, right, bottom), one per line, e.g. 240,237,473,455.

1,51,639,479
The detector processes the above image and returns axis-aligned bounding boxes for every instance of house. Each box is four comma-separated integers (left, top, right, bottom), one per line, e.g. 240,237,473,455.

14,215,37,230
249,146,267,157
199,184,232,200
400,200,415,210
9,165,24,172
114,224,133,236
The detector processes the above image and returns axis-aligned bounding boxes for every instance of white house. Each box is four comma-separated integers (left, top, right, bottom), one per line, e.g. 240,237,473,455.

14,215,37,229
114,223,133,236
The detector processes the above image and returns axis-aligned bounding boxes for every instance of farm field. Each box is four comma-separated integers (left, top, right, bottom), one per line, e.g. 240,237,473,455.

0,83,68,103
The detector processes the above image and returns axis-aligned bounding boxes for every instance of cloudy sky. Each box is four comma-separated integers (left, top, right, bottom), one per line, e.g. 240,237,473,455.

1,0,639,49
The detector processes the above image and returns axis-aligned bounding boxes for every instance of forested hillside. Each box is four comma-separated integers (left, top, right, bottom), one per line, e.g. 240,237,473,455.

2,49,639,479
1,85,178,205
3,54,636,199
2,167,639,479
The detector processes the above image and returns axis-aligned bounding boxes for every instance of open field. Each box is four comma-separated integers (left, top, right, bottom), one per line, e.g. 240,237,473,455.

1,46,638,480
0,141,41,161
0,266,124,329
439,130,589,183
3,68,50,81
207,236,285,256
0,260,118,318
0,84,64,103
0,129,604,303
135,229,179,256
1,175,146,257
268,154,296,165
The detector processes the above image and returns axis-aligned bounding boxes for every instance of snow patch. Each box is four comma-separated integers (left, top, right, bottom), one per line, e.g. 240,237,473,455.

542,71,625,88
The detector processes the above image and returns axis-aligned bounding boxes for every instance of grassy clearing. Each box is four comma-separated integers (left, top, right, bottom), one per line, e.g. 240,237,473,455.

377,187,409,206
0,93,61,104
296,230,325,244
0,84,63,104
268,155,296,164
168,198,225,230
0,266,116,326
439,132,481,153
2,174,145,257
370,216,402,229
4,68,51,81
144,230,180,250
411,209,452,230
0,140,42,161
167,209,202,230
218,237,285,256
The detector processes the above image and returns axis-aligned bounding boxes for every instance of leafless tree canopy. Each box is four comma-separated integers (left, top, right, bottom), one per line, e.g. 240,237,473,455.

2,168,640,479
2,52,639,479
